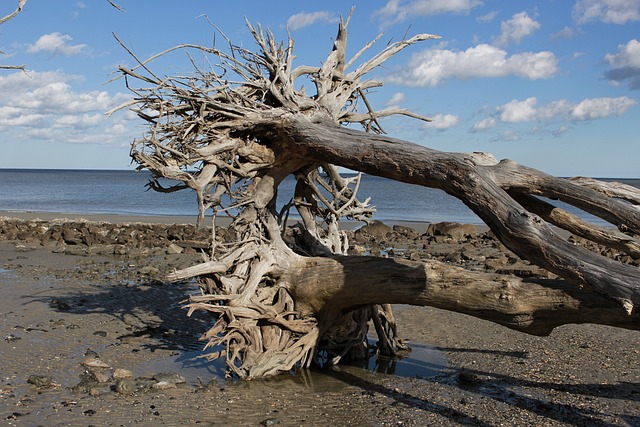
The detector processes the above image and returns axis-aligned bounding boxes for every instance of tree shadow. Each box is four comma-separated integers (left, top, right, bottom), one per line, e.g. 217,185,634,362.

27,273,213,354
322,360,639,426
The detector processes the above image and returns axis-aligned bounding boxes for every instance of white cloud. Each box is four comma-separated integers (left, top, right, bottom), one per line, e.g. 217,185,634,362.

0,70,134,145
428,113,460,129
470,117,497,132
385,92,406,107
26,32,88,56
493,12,540,47
604,39,640,90
573,0,640,24
471,96,637,133
286,11,337,31
605,39,640,68
476,11,498,23
387,44,557,87
570,97,637,120
498,97,538,122
374,0,483,25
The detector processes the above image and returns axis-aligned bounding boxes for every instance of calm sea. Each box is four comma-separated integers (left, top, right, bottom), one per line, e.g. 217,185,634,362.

0,169,638,226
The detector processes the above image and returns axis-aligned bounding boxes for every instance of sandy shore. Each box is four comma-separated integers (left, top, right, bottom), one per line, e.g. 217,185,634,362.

0,213,638,426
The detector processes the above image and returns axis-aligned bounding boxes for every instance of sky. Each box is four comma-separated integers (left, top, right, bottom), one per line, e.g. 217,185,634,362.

0,1,639,178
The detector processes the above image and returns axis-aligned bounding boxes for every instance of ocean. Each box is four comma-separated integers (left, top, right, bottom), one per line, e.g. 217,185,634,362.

0,169,638,226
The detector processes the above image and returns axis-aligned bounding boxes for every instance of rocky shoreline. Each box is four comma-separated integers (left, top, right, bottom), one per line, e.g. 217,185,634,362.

1,215,638,426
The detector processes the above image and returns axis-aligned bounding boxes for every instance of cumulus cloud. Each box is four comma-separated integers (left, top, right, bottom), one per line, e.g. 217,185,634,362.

27,32,88,56
470,117,497,132
604,39,640,89
374,0,483,25
387,44,557,87
286,11,337,31
493,12,540,47
428,113,460,130
573,0,640,24
385,92,406,107
471,96,637,133
497,97,538,122
0,70,133,145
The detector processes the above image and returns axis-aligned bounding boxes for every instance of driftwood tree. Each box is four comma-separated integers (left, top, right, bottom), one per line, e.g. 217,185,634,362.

112,13,640,379
0,0,28,71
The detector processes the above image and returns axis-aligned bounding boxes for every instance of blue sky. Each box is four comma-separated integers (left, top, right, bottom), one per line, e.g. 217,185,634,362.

0,1,639,177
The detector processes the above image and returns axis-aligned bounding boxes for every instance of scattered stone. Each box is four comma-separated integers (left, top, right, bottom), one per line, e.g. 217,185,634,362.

153,372,186,385
427,222,476,241
4,334,21,342
166,243,184,254
88,370,112,384
82,356,111,369
114,378,136,396
392,224,419,239
260,418,281,426
357,220,393,238
113,368,134,379
27,375,53,388
153,381,177,390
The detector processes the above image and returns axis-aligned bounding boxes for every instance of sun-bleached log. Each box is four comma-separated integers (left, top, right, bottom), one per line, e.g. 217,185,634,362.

113,11,639,378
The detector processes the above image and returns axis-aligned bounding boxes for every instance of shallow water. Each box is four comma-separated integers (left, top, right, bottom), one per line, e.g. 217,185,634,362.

139,341,449,389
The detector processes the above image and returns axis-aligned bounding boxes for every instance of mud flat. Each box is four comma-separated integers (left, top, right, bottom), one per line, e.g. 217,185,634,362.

0,214,638,426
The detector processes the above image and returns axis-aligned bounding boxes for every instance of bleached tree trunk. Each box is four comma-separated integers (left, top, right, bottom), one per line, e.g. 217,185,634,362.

112,11,640,378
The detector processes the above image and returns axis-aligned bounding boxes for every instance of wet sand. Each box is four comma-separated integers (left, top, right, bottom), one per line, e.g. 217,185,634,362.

0,213,638,426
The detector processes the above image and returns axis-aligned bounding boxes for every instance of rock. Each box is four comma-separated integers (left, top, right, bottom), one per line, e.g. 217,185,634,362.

27,374,53,388
5,334,21,342
392,224,419,239
153,372,186,385
427,222,476,241
153,380,177,390
114,378,136,395
347,244,367,255
357,220,394,238
166,243,184,254
88,370,112,383
113,368,134,379
82,356,111,369
409,251,422,261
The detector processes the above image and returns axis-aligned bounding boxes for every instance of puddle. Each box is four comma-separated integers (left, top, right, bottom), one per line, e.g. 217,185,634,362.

350,342,448,379
0,268,9,274
134,350,227,386
139,342,448,388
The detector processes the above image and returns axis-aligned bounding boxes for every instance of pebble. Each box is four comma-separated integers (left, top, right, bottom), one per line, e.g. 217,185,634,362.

153,372,186,385
27,374,53,388
153,381,177,390
82,357,111,369
113,368,134,379
114,378,136,395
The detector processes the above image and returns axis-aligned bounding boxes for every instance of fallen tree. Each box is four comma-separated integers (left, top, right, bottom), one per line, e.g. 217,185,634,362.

112,12,640,379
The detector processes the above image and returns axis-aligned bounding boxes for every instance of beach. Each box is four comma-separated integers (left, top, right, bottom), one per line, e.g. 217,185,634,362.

1,212,638,426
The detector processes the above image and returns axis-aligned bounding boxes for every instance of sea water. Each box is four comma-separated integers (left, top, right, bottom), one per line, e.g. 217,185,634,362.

0,169,638,226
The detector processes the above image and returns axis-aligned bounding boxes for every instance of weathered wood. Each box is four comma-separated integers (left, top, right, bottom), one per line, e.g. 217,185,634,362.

112,14,640,378
287,255,639,337
275,116,640,312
